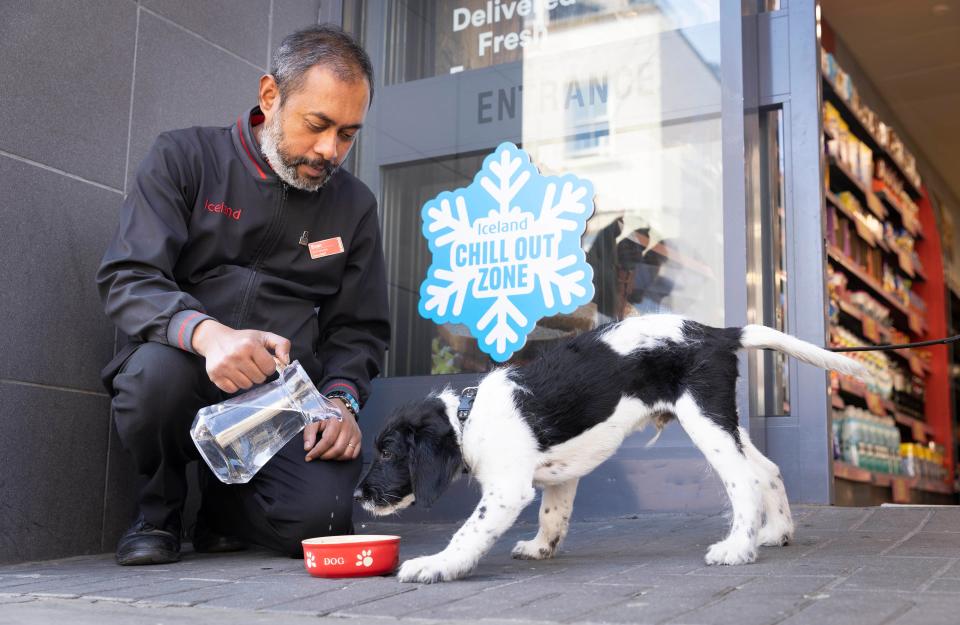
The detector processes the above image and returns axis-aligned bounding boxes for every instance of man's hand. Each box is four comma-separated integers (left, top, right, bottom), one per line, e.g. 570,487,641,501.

192,319,291,393
303,399,361,462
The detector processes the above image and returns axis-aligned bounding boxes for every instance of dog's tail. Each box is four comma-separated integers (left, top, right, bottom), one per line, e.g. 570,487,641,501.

740,324,869,380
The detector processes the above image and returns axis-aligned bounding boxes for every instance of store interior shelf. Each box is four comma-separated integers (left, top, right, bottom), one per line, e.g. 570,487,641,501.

826,244,916,321
889,341,932,374
826,215,921,287
834,460,877,484
828,157,884,218
834,299,892,343
831,314,931,379
834,375,930,431
834,375,894,415
824,47,950,506
834,461,952,495
873,183,924,240
826,191,891,253
827,144,921,245
893,410,935,439
915,477,955,495
826,165,926,282
822,76,922,199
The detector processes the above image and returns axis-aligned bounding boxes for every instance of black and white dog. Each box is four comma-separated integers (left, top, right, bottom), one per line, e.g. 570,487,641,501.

355,315,866,583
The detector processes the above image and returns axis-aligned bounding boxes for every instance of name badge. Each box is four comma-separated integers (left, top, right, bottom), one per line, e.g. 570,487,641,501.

309,237,344,259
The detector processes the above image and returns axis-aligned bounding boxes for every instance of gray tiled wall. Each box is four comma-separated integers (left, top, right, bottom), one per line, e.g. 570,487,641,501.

0,0,324,565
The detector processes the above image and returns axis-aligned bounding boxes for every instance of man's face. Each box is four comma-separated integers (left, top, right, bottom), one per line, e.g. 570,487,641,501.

259,65,369,191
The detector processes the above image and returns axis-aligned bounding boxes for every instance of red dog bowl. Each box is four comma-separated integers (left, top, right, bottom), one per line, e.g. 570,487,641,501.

301,535,400,578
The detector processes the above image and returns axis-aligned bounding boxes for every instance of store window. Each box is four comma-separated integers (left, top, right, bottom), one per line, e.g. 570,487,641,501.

350,0,726,377
382,0,598,84
565,78,610,157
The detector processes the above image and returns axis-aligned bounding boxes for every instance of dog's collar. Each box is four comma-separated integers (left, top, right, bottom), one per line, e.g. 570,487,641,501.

453,387,478,475
457,387,478,424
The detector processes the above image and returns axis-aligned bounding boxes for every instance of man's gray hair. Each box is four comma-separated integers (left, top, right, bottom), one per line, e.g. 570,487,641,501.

271,24,374,104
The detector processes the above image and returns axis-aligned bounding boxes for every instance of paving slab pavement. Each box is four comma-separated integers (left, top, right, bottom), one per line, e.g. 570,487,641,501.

2,505,960,625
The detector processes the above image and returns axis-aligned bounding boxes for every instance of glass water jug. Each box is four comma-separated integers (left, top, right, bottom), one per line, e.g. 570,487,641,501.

190,360,341,484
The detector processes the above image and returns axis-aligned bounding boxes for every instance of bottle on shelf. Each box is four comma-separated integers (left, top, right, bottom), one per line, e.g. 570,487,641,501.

836,406,901,475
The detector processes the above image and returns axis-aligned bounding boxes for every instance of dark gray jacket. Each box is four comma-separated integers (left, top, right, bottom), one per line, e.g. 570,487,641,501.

97,107,390,404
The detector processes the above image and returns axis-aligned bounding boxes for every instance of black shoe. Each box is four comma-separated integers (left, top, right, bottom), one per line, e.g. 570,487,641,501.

115,517,181,566
192,522,248,554
194,473,248,554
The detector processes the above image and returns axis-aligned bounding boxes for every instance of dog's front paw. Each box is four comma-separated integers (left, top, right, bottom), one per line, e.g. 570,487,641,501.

397,554,472,584
704,537,757,566
511,538,558,560
758,520,794,547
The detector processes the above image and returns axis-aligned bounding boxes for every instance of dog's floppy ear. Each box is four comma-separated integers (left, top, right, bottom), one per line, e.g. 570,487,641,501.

406,405,461,508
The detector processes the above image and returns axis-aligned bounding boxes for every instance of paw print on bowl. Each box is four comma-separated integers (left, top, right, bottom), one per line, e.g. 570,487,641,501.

356,549,374,567
305,553,317,568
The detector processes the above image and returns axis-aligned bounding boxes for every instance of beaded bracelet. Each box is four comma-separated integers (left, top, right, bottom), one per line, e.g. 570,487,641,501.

326,391,360,418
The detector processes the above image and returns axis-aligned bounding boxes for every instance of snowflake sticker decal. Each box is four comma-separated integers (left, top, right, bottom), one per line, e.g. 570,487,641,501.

419,142,595,362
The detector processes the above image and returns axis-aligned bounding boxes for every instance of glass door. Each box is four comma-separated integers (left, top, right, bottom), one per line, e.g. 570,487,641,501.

345,0,748,515
351,0,730,378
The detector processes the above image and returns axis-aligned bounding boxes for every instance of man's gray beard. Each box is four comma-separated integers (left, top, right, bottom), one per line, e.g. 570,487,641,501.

259,112,339,192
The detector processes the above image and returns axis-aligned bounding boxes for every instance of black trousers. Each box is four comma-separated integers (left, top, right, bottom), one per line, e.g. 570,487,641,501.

107,342,362,556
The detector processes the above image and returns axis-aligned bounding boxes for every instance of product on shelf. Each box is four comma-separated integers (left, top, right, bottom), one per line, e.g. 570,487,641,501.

834,406,901,474
880,222,925,279
848,291,890,324
821,51,922,191
900,442,947,482
883,222,914,255
825,200,922,308
880,264,914,308
911,251,924,277
825,124,873,188
875,161,923,235
908,291,926,314
831,326,893,397
836,192,884,241
834,408,946,482
888,360,926,416
826,265,848,300
826,205,884,280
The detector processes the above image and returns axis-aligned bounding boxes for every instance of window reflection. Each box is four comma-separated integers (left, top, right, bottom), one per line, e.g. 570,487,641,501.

364,0,724,376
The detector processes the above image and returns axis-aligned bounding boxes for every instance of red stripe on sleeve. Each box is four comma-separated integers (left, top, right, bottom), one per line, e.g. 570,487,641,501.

324,382,359,397
177,312,204,350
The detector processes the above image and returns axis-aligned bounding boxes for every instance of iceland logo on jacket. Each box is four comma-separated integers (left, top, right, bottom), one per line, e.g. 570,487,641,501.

418,142,595,362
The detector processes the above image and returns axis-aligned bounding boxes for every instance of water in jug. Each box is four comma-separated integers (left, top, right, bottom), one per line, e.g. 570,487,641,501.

190,360,341,484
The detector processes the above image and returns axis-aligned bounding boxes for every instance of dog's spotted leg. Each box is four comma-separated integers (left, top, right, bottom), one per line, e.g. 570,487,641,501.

674,394,761,566
738,428,794,546
397,482,536,583
512,478,579,560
